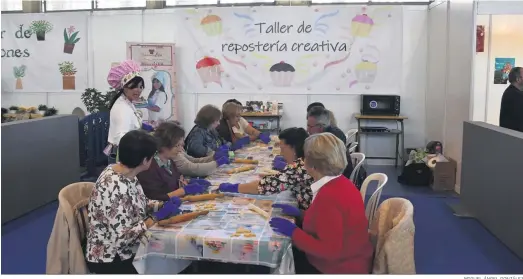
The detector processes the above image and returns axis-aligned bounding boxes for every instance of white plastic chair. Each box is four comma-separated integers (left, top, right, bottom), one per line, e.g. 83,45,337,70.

349,152,366,181
359,173,388,228
345,128,359,153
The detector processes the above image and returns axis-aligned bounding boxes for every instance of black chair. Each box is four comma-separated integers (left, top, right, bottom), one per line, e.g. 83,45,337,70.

79,112,110,180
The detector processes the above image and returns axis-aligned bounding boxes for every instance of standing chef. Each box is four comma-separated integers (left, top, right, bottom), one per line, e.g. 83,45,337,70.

106,60,154,164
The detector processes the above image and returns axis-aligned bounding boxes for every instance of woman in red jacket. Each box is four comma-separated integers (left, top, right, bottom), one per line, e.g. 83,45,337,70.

270,132,373,274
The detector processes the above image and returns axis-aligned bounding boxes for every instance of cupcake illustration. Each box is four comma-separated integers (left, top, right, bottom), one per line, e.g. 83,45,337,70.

196,56,223,87
351,14,374,37
269,61,295,87
355,61,377,83
355,51,379,83
200,14,222,36
149,240,165,252
205,240,226,254
240,242,255,260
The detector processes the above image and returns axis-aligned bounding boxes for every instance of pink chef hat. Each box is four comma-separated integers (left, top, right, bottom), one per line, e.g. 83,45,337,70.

107,60,142,89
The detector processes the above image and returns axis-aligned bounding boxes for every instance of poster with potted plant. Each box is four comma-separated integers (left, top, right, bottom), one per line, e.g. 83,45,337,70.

38,104,48,115
13,65,26,90
9,106,18,114
63,26,80,54
59,61,77,90
29,20,53,41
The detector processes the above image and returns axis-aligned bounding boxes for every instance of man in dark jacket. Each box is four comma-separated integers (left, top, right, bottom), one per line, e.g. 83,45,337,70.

306,106,347,144
306,107,354,182
500,67,523,132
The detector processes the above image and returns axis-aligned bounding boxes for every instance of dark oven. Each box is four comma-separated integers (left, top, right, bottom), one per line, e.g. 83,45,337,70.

360,94,400,116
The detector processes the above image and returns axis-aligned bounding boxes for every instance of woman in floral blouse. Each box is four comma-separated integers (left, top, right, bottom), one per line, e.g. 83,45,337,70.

86,130,183,274
219,128,314,210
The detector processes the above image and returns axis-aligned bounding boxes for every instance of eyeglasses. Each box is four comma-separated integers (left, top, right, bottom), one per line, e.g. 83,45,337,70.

307,124,322,129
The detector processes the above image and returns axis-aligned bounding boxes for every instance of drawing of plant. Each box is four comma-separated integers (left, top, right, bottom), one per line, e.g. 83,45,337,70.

29,20,53,41
63,26,80,54
58,61,77,90
13,65,26,90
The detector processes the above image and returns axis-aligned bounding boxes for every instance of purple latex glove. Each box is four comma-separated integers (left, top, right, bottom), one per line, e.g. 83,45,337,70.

259,132,271,144
274,155,285,162
141,122,154,132
269,217,297,237
218,144,229,153
216,156,230,166
188,179,211,187
231,136,250,151
272,158,287,171
239,136,251,145
153,196,182,220
219,183,239,193
169,196,182,206
214,150,228,160
183,183,206,195
272,203,301,217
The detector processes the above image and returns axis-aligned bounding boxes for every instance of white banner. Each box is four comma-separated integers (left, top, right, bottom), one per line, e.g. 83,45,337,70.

1,12,88,93
175,5,403,95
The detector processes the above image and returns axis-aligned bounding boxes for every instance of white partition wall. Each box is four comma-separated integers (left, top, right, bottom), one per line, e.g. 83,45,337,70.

426,0,475,193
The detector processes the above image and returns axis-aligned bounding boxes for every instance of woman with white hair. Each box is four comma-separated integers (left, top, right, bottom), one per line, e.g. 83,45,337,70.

269,132,372,274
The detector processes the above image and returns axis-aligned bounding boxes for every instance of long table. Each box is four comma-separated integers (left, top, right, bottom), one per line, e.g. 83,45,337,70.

133,142,295,273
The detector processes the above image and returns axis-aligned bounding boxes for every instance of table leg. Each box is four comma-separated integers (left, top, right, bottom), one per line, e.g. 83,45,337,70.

395,133,399,168
356,119,361,152
400,120,405,164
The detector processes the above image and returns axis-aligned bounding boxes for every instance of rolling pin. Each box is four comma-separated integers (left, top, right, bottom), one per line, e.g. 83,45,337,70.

226,165,256,174
158,211,209,226
181,193,224,202
233,158,259,164
247,203,270,219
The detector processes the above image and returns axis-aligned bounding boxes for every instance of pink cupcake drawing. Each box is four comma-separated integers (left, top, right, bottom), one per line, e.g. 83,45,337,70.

351,14,374,38
196,56,224,87
269,61,295,87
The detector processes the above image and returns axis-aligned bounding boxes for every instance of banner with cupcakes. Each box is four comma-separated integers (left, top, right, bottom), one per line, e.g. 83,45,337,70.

174,5,403,94
1,12,88,93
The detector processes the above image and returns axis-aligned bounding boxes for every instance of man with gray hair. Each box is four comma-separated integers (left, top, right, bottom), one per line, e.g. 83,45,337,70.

500,67,523,132
307,106,356,186
306,106,346,144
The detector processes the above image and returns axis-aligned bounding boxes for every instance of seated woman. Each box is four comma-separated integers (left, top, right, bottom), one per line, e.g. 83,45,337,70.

138,121,226,201
269,132,373,274
162,121,229,178
86,130,182,274
184,104,228,158
216,102,252,147
222,99,269,142
219,127,314,210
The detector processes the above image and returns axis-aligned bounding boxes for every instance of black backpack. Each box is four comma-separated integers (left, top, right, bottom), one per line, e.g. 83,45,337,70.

398,163,432,186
